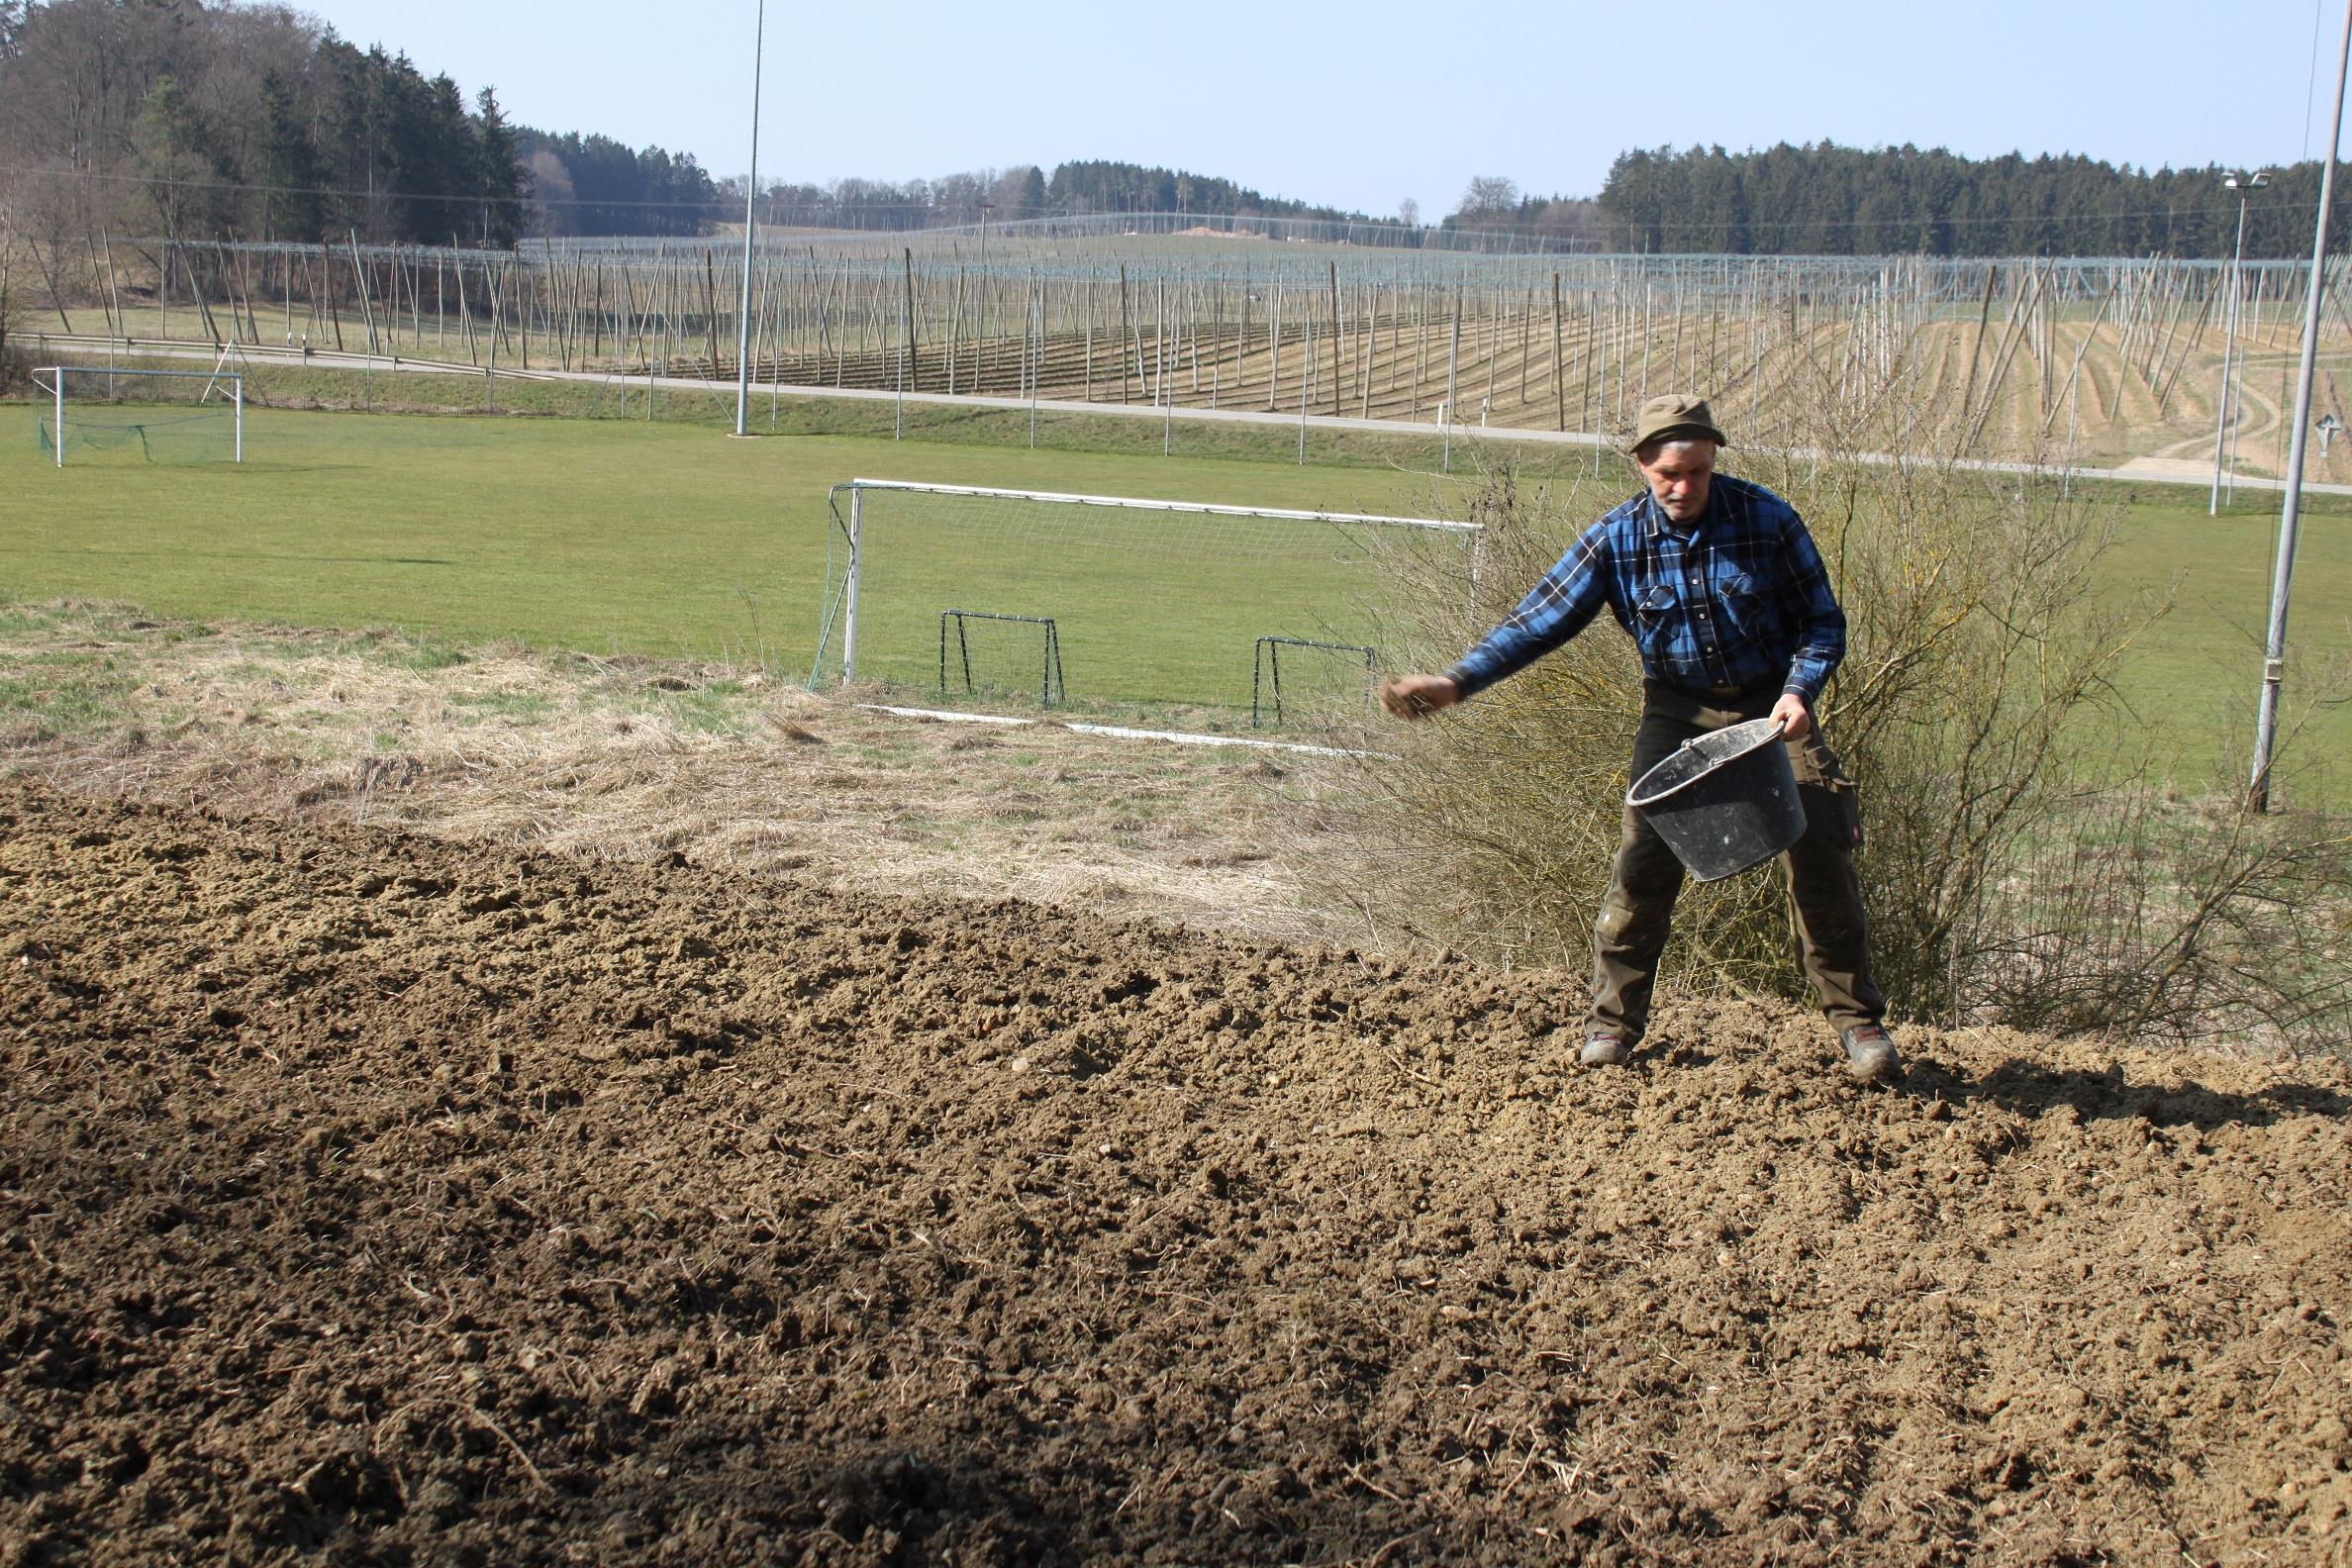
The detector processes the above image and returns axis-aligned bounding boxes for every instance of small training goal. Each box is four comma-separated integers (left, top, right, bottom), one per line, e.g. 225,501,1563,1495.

811,478,1478,722
36,364,245,466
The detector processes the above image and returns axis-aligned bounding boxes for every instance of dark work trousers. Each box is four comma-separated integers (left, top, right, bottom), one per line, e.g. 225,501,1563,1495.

1588,680,1887,1045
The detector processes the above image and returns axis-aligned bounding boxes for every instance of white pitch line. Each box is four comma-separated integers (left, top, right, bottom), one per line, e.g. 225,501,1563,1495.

857,704,1392,759
1064,722,1393,760
859,703,1032,727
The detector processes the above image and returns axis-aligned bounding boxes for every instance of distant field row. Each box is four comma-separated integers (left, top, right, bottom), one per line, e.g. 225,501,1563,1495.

39,241,2352,475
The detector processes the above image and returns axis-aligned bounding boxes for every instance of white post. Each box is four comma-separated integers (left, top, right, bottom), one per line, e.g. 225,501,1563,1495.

234,377,244,462
732,0,764,438
1165,329,1177,457
2210,218,2244,513
1297,311,1311,465
1595,290,1609,477
1443,287,1462,474
843,486,863,683
53,370,64,467
2211,176,2267,514
2250,0,2352,813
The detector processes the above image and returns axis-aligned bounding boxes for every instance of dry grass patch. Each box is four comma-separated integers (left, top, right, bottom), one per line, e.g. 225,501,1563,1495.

0,601,1356,945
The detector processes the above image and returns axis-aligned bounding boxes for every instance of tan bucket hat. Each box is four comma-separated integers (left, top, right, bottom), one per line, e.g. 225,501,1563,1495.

1629,393,1728,454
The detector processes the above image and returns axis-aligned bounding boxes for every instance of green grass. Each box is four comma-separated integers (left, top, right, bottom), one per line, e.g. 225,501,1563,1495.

446,689,558,725
1,398,1478,649
0,648,146,736
2,394,2345,794
1,395,1497,735
2099,500,2351,794
31,351,1580,477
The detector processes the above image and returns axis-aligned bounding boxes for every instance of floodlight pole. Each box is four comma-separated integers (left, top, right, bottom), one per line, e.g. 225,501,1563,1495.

731,0,765,439
2209,172,2268,515
2249,0,2352,813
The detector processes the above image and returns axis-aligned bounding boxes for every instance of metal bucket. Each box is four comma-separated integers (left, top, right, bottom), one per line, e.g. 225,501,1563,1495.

1626,717,1806,883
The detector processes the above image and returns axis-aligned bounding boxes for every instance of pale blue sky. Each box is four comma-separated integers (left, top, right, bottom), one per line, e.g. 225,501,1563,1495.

292,0,2339,215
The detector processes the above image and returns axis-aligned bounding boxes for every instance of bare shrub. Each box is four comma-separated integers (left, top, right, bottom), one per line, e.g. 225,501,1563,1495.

1313,344,2352,1050
1968,776,2352,1046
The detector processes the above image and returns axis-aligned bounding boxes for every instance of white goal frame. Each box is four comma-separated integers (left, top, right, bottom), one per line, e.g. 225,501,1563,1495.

38,364,245,467
821,477,1482,687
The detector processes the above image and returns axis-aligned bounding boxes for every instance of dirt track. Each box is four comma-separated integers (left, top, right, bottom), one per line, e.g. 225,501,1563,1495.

3,780,2349,1566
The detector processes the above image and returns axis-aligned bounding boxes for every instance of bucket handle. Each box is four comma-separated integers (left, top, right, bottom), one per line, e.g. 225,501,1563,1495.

1671,716,1787,759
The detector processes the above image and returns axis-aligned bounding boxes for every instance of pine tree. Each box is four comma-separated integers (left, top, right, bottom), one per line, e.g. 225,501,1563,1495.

404,73,475,242
471,86,526,248
256,69,326,243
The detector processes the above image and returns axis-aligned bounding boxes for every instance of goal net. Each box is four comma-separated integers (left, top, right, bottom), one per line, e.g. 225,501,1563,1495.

811,478,1480,724
36,365,245,466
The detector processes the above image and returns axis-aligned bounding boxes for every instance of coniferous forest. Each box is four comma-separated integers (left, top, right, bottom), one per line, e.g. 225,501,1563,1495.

1587,143,2337,258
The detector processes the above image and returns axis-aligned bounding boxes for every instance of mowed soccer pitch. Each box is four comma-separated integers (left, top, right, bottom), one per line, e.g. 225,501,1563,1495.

0,403,1474,722
1,402,2346,780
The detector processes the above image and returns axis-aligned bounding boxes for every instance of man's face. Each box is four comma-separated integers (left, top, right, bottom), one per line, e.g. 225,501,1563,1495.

1636,440,1716,523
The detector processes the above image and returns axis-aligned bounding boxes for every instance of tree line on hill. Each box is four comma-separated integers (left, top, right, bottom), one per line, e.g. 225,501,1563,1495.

1579,144,2336,257
1041,160,1356,225
738,159,1371,234
743,166,1050,234
516,131,719,241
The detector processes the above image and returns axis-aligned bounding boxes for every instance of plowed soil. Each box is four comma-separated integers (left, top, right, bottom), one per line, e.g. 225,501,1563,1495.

4,781,2349,1566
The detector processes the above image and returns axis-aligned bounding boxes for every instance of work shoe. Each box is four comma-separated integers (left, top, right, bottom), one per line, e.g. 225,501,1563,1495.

1580,1033,1632,1067
1839,1023,1902,1084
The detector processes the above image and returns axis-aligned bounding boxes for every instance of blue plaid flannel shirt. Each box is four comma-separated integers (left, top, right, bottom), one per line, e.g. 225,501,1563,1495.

1446,474,1847,705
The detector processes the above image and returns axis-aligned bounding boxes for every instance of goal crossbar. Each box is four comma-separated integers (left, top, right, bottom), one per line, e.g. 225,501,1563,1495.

844,477,1482,534
814,477,1478,712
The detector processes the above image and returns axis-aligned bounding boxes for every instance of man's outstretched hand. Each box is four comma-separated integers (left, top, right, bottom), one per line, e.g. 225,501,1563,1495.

1380,674,1462,720
1771,690,1813,741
